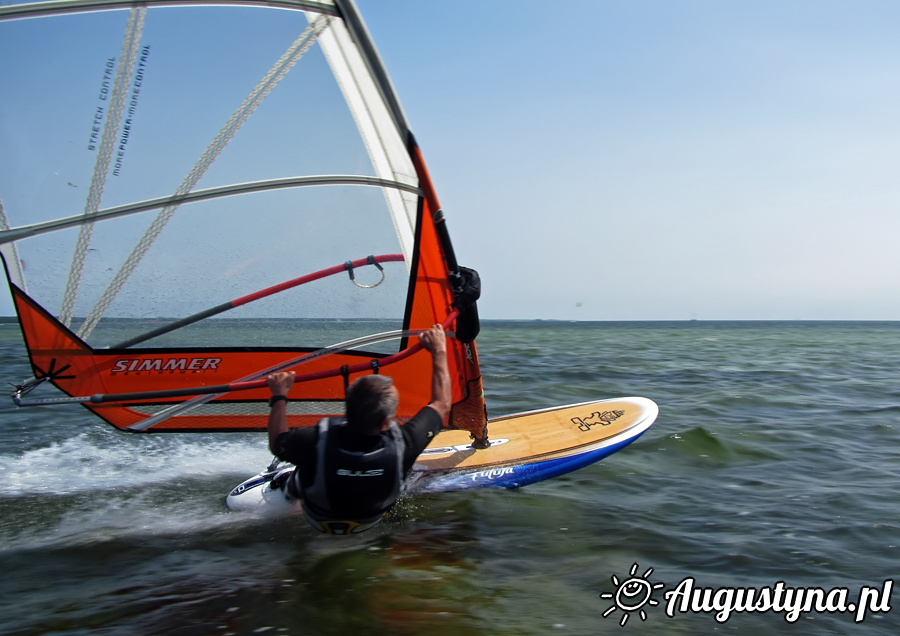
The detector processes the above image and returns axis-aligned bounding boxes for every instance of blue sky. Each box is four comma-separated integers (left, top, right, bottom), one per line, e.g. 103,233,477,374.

3,1,900,320
354,0,900,320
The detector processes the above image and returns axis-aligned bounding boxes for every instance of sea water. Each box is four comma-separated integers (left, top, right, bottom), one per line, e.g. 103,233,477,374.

0,320,898,635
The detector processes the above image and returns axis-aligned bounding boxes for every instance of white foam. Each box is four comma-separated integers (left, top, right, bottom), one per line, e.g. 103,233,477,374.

0,433,291,552
2,489,273,552
0,432,274,496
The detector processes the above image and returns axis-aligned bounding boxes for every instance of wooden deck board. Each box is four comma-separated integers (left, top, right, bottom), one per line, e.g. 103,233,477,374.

415,397,655,471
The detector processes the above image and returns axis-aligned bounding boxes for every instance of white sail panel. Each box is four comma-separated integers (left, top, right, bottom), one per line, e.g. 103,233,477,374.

313,9,418,262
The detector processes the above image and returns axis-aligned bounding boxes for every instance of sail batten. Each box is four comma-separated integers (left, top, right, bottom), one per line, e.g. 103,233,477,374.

0,0,341,22
0,176,423,246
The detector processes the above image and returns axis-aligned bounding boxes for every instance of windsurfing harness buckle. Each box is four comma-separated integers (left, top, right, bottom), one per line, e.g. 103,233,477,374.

345,255,385,288
302,498,389,535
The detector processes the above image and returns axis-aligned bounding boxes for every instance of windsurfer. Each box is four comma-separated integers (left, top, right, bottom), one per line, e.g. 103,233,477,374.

265,324,451,534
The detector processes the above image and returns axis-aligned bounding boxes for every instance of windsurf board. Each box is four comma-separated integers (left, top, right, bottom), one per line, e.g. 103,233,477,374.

226,396,657,513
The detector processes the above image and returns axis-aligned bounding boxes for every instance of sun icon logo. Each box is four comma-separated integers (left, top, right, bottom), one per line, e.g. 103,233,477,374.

599,563,664,626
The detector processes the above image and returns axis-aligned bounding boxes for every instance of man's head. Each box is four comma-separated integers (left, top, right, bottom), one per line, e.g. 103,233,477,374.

345,375,399,434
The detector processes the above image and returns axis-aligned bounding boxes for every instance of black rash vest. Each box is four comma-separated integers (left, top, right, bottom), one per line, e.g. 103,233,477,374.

272,406,443,521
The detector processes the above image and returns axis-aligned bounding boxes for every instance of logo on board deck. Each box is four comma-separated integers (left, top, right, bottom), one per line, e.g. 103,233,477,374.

470,466,515,482
110,357,222,374
572,410,624,431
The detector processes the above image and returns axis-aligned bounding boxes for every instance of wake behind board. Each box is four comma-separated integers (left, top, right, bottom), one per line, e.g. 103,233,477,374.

226,397,657,513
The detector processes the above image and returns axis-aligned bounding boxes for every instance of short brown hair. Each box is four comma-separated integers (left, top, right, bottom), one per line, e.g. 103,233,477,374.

345,375,398,434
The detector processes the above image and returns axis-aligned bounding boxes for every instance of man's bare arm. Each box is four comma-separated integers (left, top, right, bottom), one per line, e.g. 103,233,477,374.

419,324,451,420
266,371,295,453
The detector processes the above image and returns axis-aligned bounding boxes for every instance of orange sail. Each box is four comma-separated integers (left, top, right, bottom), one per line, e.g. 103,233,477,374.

0,0,486,436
